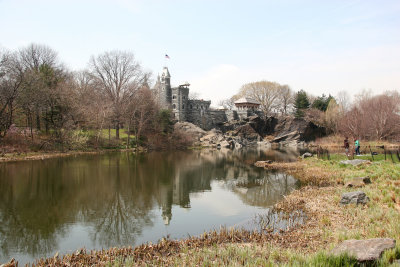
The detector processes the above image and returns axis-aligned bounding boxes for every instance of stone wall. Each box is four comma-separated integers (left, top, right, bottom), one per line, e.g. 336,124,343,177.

225,110,239,121
206,110,228,129
236,110,263,120
185,108,265,131
185,99,211,129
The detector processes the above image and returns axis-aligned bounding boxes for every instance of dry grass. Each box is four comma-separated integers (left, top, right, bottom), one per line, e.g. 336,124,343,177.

260,160,336,186
309,134,400,149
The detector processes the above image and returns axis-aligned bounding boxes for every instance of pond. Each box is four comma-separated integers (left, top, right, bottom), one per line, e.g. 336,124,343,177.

0,148,302,265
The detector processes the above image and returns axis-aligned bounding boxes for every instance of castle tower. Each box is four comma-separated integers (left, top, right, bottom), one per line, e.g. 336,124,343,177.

172,84,189,121
159,67,172,109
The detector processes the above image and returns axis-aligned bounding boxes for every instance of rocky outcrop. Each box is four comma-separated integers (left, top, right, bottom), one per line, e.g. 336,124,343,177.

176,114,326,148
231,124,262,142
331,238,396,263
174,122,207,142
271,116,326,145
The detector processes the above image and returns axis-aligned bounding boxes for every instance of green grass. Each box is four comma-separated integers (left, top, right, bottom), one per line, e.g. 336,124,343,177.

108,244,400,266
80,129,130,140
320,152,398,163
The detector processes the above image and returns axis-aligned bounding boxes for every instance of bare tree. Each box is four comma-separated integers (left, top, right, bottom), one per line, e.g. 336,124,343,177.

0,50,25,136
236,81,280,115
89,51,148,139
16,44,64,135
18,44,58,71
338,91,400,140
336,90,351,113
276,84,294,115
218,98,235,110
72,70,113,146
361,92,400,140
125,86,158,148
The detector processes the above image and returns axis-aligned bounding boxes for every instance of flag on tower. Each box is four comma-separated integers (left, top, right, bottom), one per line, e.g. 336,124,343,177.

165,54,170,59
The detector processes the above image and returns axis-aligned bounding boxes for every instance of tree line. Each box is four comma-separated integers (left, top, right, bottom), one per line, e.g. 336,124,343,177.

1,43,399,152
227,80,400,141
0,44,188,152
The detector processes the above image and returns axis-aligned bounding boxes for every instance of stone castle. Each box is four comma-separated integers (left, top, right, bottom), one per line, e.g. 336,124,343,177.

154,67,263,130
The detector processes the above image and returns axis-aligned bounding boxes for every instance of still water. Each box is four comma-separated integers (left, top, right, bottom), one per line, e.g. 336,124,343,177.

0,148,301,264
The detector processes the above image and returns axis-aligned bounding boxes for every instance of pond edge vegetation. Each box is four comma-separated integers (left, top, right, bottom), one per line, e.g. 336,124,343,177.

2,153,396,266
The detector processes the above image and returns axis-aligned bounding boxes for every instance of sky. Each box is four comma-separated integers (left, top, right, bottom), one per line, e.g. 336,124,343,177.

1,0,399,106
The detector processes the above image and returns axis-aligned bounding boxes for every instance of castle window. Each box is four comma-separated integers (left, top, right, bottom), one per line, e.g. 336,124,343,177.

172,95,176,100
196,105,199,109
182,104,185,109
183,96,186,100
173,104,176,109
190,104,193,109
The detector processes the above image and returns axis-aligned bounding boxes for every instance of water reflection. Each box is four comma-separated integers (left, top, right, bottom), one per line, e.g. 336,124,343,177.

0,148,301,264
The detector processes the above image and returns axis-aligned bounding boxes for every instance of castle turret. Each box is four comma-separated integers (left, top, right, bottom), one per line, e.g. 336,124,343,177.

159,67,172,109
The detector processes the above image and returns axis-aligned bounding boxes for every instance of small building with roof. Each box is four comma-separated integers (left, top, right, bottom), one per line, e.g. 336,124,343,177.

234,97,261,111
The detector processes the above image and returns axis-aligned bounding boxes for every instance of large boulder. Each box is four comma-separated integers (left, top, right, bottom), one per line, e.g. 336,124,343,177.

220,119,247,132
231,124,262,142
174,122,207,141
247,115,266,135
264,116,278,135
199,129,225,147
271,116,326,144
340,191,370,205
331,238,396,263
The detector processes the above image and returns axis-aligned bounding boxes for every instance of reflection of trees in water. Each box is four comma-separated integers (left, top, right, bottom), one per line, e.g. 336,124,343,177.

82,156,156,247
0,161,73,258
232,172,299,207
0,148,300,261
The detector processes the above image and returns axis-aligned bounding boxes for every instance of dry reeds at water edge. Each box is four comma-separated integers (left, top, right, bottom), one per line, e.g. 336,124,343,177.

24,219,311,267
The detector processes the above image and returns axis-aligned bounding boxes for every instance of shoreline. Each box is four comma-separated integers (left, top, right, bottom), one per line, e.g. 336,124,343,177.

0,148,144,163
2,153,400,266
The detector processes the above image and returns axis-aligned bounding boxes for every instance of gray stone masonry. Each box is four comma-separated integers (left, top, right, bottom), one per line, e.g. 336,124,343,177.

154,67,263,130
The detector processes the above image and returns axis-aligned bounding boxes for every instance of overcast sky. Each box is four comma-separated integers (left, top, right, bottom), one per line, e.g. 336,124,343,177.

1,0,399,106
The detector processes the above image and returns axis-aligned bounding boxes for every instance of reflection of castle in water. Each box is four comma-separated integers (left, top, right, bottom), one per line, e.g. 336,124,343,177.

157,148,299,225
0,147,302,263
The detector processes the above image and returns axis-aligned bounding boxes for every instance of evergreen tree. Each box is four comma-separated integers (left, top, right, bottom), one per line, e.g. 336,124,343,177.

311,94,334,111
294,90,310,118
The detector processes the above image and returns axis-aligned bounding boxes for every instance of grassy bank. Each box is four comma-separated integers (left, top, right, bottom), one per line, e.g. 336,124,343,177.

0,148,143,162
8,153,400,266
0,129,145,162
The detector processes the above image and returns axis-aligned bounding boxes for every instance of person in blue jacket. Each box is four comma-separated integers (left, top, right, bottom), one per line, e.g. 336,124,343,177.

355,139,360,155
